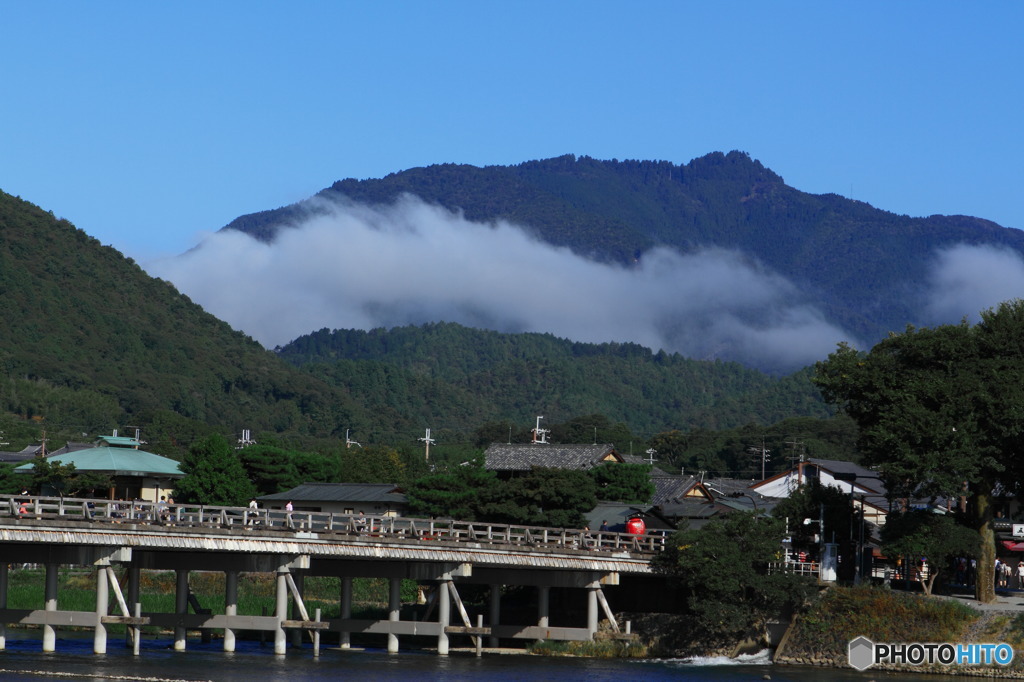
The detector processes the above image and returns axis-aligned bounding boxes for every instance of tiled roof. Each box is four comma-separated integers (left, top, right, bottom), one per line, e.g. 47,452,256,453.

651,475,699,505
484,443,621,471
259,482,406,505
14,447,183,477
0,447,38,464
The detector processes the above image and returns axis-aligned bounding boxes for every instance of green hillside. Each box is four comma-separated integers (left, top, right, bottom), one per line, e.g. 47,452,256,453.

0,190,360,454
277,322,832,441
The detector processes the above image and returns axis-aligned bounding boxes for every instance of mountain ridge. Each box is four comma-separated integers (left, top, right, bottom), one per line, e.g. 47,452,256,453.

221,151,1024,350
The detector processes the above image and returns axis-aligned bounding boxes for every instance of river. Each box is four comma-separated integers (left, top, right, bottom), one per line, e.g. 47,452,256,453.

0,632,975,681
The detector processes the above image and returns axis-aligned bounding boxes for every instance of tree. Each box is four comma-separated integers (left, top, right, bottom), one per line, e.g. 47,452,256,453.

495,468,598,528
653,512,813,641
174,434,256,506
771,480,857,573
591,463,654,503
405,462,501,520
238,445,301,495
814,300,1024,603
881,510,978,596
24,458,112,498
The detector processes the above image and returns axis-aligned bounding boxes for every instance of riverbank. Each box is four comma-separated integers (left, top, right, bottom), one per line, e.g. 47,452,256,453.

773,584,1024,677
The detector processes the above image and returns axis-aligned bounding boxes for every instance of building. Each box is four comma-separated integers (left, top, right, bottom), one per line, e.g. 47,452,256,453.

749,457,889,526
14,433,183,501
258,482,408,516
483,443,625,474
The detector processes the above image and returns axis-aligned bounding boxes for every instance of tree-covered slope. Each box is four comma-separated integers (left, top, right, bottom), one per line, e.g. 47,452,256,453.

224,152,1024,345
0,190,361,452
277,322,831,441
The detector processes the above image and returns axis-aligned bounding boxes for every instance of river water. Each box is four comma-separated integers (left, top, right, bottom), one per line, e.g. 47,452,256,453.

0,632,972,682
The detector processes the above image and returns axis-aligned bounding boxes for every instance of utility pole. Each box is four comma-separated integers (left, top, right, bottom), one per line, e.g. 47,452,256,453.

747,438,770,479
345,430,361,449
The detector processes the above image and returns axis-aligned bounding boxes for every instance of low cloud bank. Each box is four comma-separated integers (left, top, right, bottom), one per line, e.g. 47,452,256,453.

149,195,865,373
922,244,1024,325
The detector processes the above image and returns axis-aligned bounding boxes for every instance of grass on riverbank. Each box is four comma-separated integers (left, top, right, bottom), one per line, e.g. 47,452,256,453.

778,585,986,668
5,567,419,631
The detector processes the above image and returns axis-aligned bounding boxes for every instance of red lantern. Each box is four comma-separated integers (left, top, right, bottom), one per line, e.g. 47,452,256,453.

626,517,646,535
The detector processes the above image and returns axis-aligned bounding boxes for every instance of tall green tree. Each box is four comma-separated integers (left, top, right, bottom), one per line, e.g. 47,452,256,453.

653,512,813,641
405,463,501,520
174,434,256,506
591,463,654,503
814,300,1024,603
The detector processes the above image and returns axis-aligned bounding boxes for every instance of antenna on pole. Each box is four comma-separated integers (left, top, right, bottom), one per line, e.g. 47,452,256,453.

531,416,549,444
419,428,436,461
236,429,256,449
345,429,362,449
644,448,658,466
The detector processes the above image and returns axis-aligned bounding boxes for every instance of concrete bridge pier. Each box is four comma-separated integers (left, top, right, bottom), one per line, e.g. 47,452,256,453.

289,572,304,649
224,570,238,652
537,585,550,641
586,579,600,638
387,577,401,653
0,561,7,651
94,561,109,654
436,578,450,656
126,565,140,651
174,569,188,651
489,585,501,648
339,576,352,649
274,563,289,655
43,562,58,652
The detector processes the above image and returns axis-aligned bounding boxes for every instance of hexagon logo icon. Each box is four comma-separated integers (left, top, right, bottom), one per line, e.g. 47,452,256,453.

849,636,875,671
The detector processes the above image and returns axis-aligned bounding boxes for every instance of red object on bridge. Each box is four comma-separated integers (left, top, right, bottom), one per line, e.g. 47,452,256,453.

626,517,646,535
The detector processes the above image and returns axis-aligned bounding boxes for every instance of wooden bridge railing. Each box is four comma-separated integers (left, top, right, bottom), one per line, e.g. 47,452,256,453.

0,493,667,556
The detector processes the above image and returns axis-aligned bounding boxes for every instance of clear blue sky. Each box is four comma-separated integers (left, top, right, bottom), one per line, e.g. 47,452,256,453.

2,1,1022,262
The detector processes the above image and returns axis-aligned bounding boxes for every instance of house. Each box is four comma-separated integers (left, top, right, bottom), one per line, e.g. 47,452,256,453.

749,457,889,526
0,445,43,465
483,443,625,474
646,473,776,530
258,482,408,516
14,433,183,501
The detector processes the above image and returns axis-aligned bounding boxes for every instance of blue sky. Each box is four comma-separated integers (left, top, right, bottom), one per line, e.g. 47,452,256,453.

3,2,1022,263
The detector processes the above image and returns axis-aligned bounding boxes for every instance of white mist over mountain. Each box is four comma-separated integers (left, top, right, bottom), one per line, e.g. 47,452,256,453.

147,196,1021,373
922,244,1024,324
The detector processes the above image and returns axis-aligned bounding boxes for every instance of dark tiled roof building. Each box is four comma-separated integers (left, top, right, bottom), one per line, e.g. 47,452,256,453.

483,443,624,472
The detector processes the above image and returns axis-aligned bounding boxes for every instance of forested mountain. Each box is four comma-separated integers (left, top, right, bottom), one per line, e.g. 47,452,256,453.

277,322,831,441
224,151,1024,345
0,188,833,456
0,190,362,454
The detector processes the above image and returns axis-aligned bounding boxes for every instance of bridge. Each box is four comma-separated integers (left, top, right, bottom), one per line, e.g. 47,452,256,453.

0,494,663,657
